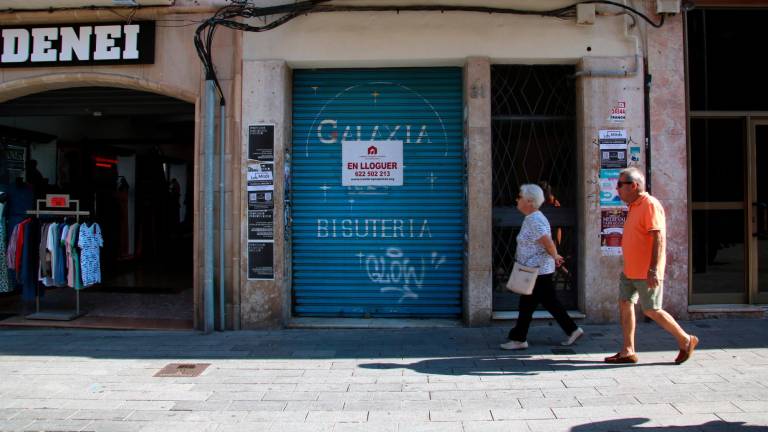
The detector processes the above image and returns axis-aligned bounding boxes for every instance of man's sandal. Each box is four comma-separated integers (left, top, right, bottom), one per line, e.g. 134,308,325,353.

675,335,699,365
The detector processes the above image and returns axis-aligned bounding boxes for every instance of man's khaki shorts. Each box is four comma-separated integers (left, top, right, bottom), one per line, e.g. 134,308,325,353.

619,272,663,310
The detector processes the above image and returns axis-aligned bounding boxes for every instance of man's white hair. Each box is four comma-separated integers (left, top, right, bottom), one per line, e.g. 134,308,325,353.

620,167,645,191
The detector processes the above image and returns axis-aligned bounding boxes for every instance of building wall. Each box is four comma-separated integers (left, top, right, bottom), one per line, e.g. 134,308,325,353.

243,5,634,66
239,3,688,326
0,2,690,328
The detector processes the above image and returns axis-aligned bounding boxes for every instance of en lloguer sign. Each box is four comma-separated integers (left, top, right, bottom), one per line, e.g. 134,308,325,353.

0,21,155,67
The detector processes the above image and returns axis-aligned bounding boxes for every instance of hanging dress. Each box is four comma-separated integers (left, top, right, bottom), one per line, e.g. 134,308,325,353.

67,223,82,289
20,218,39,301
78,222,103,287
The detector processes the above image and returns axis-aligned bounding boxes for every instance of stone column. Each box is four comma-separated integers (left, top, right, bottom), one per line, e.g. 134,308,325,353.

577,56,646,322
463,57,493,326
647,14,688,318
239,60,291,328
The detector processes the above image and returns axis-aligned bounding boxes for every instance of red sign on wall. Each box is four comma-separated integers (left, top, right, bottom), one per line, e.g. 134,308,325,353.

46,194,70,208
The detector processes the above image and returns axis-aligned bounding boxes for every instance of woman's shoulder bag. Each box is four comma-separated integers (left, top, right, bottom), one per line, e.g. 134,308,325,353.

505,262,538,295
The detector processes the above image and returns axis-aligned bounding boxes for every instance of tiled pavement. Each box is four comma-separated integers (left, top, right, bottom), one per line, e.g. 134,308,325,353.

0,318,767,431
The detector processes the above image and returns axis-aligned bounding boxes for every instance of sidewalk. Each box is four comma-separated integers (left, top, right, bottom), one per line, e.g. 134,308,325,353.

0,318,767,432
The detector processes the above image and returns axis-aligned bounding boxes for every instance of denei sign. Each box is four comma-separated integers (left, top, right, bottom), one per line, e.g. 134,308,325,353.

0,21,155,67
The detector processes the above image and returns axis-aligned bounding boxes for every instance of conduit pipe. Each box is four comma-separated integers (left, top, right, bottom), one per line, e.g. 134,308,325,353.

219,102,226,331
0,6,221,24
572,28,642,78
203,79,216,334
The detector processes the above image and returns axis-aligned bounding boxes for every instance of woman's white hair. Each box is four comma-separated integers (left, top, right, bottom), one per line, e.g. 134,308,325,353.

519,184,545,209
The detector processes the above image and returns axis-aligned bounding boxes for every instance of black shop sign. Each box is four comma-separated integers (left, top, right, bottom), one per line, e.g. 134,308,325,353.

0,22,155,67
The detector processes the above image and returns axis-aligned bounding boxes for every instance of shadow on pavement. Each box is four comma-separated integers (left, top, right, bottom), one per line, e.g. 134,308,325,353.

570,417,767,431
0,318,765,363
359,356,672,376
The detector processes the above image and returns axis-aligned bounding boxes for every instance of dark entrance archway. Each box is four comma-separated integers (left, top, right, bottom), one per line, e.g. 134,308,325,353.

0,86,195,329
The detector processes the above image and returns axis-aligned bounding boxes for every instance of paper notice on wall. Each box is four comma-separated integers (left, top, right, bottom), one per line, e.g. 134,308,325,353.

599,169,623,207
247,241,274,280
599,129,628,169
342,140,403,186
248,207,273,241
609,101,626,123
248,162,274,191
248,124,274,161
601,207,628,256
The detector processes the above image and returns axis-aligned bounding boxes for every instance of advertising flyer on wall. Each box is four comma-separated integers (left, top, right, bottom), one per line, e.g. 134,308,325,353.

247,241,274,280
247,162,274,192
599,169,623,207
248,124,274,161
608,101,626,123
598,129,628,169
601,207,628,256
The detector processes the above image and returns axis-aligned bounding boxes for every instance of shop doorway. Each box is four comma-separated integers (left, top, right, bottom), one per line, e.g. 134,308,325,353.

690,118,768,305
0,86,194,329
490,65,578,312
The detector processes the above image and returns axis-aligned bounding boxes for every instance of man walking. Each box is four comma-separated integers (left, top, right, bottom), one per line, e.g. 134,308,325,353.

605,167,699,364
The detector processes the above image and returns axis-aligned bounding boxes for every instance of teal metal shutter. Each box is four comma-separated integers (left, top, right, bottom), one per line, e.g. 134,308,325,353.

291,68,464,317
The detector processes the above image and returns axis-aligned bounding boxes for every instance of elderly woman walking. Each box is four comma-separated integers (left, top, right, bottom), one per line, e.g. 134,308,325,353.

501,184,584,350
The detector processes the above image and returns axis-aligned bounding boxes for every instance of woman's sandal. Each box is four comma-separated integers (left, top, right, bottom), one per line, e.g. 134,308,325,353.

604,352,639,364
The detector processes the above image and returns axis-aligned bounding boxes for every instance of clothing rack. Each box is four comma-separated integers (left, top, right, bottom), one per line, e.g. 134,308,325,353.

25,199,90,321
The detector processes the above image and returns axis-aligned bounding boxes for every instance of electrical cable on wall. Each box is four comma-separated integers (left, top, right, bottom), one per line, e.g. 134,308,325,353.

194,0,669,106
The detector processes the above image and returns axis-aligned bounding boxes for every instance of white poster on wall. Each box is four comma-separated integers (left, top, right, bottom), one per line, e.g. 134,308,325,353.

342,140,403,186
608,101,626,123
598,129,628,169
247,163,274,191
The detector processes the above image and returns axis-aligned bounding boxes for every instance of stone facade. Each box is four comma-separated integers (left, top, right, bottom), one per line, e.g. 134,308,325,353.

0,2,698,329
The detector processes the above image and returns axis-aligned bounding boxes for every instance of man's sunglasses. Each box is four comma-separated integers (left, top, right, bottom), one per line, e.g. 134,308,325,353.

616,181,634,187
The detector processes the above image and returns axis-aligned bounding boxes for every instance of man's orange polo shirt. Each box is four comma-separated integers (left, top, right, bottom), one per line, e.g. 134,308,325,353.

622,192,666,280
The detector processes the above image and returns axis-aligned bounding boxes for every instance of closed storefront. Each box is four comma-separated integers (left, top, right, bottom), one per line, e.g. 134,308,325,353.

290,68,465,318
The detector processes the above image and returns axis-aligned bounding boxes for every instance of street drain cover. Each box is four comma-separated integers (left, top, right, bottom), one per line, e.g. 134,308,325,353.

154,363,210,377
551,348,575,355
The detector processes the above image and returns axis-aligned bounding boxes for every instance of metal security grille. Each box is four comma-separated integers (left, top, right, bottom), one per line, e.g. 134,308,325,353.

491,65,578,311
291,68,464,318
